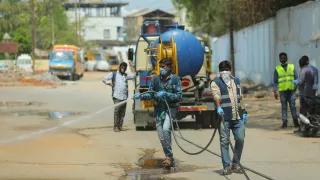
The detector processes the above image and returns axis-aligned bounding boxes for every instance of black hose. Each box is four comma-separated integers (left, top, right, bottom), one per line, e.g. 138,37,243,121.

139,90,275,180
164,99,218,155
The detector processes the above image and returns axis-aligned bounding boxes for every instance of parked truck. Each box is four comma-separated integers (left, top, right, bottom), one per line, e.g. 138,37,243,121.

49,45,84,80
128,20,217,130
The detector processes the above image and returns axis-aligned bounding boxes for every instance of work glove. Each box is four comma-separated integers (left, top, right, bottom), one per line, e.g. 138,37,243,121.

133,92,141,99
292,79,299,85
155,91,167,99
217,106,224,116
242,113,248,124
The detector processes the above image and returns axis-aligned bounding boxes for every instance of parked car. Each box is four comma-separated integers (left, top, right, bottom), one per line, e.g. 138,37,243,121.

85,60,96,71
0,62,9,72
16,54,33,72
95,60,111,71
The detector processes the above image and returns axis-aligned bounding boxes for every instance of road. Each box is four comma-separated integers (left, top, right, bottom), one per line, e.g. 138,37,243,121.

0,72,319,180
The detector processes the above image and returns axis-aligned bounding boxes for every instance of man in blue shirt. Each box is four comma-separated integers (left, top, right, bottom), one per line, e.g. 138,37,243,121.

294,55,319,115
134,58,182,169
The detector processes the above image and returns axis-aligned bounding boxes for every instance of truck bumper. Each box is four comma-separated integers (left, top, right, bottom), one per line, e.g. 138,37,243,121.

49,70,72,77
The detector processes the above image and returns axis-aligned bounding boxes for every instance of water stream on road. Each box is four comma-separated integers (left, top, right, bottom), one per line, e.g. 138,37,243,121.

0,99,129,144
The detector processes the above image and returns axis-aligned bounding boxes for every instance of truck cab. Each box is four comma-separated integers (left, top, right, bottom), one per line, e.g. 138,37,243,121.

49,45,84,81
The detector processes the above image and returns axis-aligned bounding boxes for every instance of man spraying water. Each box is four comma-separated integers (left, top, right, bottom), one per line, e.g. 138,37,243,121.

134,58,182,169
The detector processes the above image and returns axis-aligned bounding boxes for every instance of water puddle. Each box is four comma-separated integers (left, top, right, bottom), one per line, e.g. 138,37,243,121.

1,110,82,120
48,111,81,119
118,149,201,180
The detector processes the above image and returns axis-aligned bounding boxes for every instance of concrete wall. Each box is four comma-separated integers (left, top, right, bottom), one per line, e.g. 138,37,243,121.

212,1,320,86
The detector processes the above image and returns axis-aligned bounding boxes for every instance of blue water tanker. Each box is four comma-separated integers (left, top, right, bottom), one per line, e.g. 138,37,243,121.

131,20,215,130
160,26,204,77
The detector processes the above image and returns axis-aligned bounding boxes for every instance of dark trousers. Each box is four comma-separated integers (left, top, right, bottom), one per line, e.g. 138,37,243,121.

113,98,127,129
299,96,310,116
280,91,299,126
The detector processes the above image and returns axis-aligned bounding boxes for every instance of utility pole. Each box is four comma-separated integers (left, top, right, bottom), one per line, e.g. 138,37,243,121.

31,0,36,73
74,1,78,43
51,15,55,45
51,0,55,46
77,0,81,45
229,0,235,76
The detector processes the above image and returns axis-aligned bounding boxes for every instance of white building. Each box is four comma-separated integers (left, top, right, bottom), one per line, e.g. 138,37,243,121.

64,0,128,47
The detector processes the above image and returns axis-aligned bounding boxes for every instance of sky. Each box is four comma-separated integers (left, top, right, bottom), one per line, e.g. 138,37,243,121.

122,0,175,15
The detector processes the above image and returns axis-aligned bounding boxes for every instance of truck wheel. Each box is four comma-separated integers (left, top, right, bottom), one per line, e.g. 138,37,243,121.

70,73,79,81
196,111,215,129
73,74,79,81
69,74,74,81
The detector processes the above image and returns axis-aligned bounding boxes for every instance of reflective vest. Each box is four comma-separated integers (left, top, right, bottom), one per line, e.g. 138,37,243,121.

213,77,241,120
276,64,295,91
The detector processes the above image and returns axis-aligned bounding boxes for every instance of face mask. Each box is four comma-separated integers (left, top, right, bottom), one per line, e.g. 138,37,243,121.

220,71,231,84
160,67,168,76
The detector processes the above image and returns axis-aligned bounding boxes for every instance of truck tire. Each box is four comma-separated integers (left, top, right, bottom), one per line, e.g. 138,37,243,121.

73,74,79,81
69,74,74,81
195,111,217,129
69,73,79,81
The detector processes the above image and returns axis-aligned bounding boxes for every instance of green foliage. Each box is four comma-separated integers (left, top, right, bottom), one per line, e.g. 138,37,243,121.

173,0,310,36
0,0,77,54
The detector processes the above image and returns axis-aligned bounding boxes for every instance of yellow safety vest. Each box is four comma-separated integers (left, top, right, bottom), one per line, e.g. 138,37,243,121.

276,64,295,91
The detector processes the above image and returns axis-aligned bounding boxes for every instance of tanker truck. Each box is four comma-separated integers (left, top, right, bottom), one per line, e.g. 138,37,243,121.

128,20,217,130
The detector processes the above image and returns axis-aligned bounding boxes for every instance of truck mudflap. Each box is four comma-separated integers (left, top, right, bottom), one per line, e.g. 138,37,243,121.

133,109,155,130
177,102,216,112
178,105,208,111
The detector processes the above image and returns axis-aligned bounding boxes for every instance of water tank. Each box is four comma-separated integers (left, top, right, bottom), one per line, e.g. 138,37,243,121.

160,28,204,77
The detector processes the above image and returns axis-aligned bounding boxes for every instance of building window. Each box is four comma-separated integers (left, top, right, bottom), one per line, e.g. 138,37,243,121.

110,7,120,16
117,26,122,39
97,8,103,17
104,29,110,39
85,8,92,17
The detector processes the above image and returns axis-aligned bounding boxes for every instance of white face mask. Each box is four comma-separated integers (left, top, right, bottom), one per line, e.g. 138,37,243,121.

220,71,231,84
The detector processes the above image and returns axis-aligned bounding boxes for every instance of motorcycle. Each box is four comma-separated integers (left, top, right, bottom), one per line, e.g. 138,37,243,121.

298,96,320,137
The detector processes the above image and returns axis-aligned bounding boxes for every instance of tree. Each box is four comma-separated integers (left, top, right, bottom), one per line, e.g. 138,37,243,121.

36,0,78,49
0,0,78,54
173,0,311,36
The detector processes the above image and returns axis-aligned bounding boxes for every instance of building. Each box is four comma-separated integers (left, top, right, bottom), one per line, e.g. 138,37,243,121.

124,9,175,43
64,0,128,47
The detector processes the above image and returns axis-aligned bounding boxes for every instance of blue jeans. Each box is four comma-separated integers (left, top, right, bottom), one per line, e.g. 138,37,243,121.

155,110,173,158
218,119,245,169
279,91,298,125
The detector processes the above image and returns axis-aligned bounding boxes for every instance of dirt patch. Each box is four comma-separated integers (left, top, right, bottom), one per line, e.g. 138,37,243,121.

243,94,300,130
0,71,62,87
